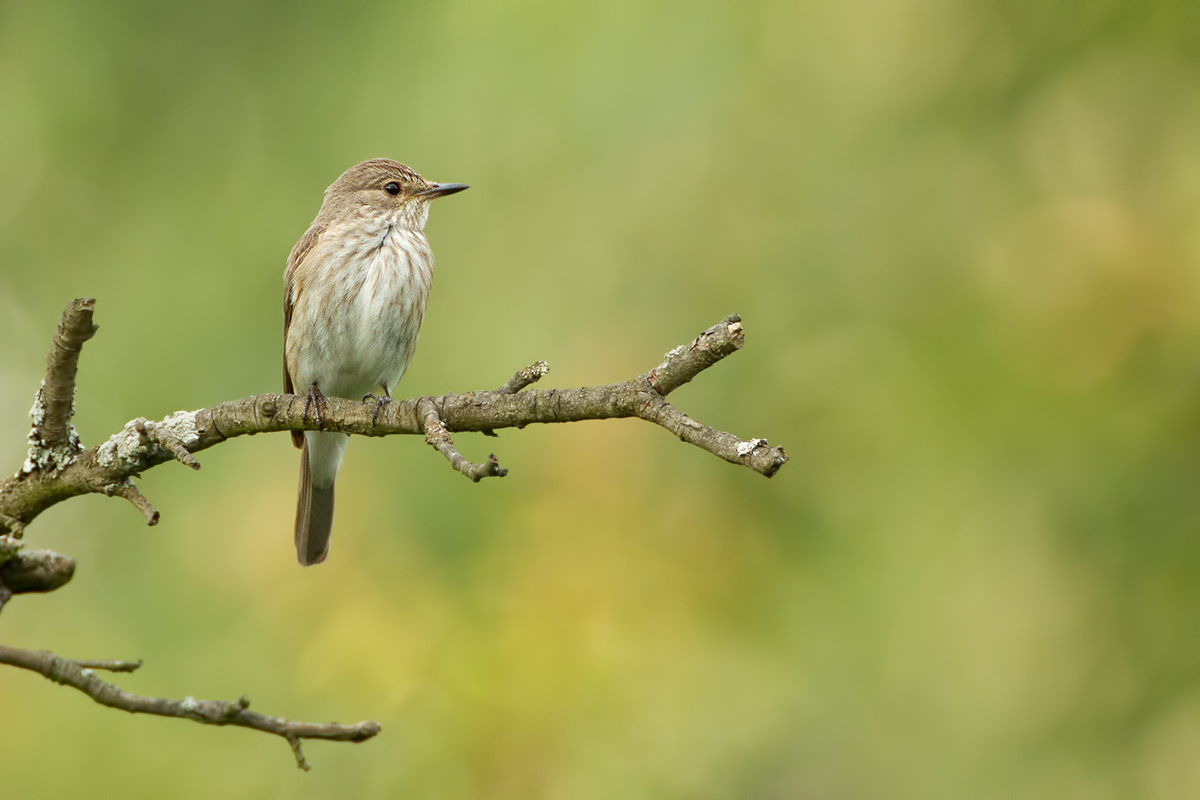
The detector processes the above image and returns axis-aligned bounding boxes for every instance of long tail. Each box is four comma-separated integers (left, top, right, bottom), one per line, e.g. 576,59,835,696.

295,432,348,566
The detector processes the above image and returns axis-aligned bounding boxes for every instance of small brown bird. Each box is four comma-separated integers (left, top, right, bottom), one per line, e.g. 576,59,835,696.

283,159,467,565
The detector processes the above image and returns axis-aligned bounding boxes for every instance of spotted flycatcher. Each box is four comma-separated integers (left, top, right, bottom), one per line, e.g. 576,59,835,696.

283,159,468,565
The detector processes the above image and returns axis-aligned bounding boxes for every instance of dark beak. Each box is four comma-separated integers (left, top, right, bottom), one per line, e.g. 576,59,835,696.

417,182,469,199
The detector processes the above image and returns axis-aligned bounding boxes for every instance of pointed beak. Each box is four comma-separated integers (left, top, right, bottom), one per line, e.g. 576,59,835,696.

417,182,469,199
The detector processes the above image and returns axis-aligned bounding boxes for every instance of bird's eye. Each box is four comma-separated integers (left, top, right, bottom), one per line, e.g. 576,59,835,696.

383,182,401,196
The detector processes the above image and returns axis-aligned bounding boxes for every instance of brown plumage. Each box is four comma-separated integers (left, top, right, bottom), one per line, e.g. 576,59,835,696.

283,159,467,565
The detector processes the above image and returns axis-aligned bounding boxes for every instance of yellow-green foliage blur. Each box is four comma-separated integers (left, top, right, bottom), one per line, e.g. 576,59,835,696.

2,2,1198,797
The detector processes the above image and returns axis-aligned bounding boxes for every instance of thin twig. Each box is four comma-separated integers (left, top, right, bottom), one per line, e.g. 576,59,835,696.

136,419,201,470
496,360,549,394
107,481,159,526
0,644,380,770
68,658,142,673
419,399,508,482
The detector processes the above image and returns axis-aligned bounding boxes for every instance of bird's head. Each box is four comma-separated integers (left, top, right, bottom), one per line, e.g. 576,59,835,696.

322,158,468,231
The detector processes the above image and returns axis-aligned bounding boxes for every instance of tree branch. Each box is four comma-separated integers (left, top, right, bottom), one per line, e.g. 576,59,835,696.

0,535,75,611
495,360,549,394
0,644,379,770
22,298,98,479
419,398,509,482
68,658,143,673
0,308,787,536
0,300,786,768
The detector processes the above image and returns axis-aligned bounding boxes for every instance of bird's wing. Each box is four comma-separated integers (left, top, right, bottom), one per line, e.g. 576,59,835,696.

284,223,325,448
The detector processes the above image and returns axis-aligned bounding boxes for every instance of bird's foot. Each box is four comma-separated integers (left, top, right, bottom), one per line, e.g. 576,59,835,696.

304,384,329,430
363,392,392,425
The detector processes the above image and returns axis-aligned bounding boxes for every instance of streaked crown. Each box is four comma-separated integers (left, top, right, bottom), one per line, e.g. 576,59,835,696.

327,159,432,198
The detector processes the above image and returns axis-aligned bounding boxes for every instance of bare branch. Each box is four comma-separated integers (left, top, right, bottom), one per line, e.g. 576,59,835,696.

68,658,142,673
19,298,100,484
0,301,786,767
107,480,160,526
135,418,201,470
420,402,508,481
647,315,744,395
0,308,787,536
0,512,25,537
496,360,549,394
0,536,75,612
0,547,76,593
32,298,98,453
636,399,789,477
0,644,381,770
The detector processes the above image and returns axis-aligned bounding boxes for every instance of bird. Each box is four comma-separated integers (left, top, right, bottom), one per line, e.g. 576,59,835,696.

283,159,468,565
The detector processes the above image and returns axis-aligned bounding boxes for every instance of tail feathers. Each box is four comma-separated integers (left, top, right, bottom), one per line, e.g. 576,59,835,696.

295,443,335,566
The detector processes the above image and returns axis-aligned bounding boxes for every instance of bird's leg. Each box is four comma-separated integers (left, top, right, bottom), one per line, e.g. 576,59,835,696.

363,386,392,425
303,383,328,431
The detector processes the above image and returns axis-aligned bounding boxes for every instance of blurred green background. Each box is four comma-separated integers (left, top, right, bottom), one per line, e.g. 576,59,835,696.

2,1,1199,797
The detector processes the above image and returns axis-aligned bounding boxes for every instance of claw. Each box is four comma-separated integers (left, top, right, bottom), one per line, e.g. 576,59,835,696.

363,391,392,425
303,384,328,430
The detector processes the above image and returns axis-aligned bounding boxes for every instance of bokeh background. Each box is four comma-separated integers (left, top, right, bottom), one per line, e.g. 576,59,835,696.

2,1,1198,797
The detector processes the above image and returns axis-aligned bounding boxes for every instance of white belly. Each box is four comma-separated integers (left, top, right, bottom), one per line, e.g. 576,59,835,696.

288,225,432,399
